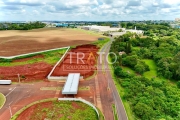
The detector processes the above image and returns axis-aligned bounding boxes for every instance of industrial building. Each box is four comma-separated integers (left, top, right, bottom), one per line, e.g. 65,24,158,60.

109,29,144,37
109,32,126,37
79,25,123,32
56,23,68,27
125,29,144,34
79,25,144,37
175,18,180,22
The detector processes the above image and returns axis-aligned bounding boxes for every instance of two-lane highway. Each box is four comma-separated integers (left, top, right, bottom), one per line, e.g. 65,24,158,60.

99,37,128,120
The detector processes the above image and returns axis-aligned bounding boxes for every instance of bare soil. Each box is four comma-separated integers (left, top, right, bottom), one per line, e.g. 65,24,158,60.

0,28,100,56
51,44,99,78
16,101,53,120
0,62,52,82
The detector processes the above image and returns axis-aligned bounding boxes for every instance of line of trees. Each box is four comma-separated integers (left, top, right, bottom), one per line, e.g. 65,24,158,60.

0,21,46,30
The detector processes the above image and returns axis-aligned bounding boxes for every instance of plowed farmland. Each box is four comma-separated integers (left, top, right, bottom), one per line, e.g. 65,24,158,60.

0,28,101,56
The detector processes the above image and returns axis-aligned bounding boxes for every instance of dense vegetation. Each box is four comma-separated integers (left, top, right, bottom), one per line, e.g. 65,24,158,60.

110,24,180,120
0,21,46,30
120,22,180,39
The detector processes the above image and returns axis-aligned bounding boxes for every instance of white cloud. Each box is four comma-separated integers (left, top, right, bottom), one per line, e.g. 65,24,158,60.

163,0,180,5
65,0,98,7
33,10,39,14
0,0,179,21
21,9,26,13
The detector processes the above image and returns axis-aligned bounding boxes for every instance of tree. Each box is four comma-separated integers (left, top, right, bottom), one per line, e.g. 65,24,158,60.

118,29,123,32
118,56,122,66
120,23,126,28
177,81,180,89
135,64,146,74
134,61,149,74
134,102,155,120
122,55,138,67
126,41,132,54
174,52,180,78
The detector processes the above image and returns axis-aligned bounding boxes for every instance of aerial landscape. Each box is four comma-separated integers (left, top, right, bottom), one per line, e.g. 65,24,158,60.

0,0,180,120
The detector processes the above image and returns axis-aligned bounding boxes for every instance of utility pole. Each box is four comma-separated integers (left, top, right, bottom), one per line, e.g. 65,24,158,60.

18,74,20,83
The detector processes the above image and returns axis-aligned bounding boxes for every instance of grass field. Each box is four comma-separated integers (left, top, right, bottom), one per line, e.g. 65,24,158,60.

0,48,67,67
0,93,6,109
132,47,140,51
122,66,136,75
73,28,104,37
92,37,109,48
12,99,98,120
142,59,175,85
142,59,157,79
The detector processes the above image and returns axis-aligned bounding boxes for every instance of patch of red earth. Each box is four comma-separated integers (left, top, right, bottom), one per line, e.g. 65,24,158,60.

71,101,84,110
0,62,52,82
16,101,53,120
13,54,44,63
51,44,99,78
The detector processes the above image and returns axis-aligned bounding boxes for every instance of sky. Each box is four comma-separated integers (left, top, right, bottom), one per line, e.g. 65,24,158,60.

0,0,180,21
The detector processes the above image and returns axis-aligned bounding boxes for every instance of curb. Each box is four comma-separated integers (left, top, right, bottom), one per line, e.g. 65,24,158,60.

0,93,6,109
0,47,69,59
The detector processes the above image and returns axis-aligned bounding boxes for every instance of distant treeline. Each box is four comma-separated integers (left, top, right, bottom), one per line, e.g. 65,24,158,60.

0,21,46,30
120,22,170,30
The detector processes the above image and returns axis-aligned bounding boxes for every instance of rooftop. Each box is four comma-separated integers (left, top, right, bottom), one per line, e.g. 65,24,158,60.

62,73,80,95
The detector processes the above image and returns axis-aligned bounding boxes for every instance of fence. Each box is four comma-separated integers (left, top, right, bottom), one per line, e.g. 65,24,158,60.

47,47,70,80
0,47,69,59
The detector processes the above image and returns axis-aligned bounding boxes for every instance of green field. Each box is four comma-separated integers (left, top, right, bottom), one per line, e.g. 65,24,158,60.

142,59,157,79
122,66,136,75
0,93,6,109
92,37,110,48
143,59,176,85
0,48,67,67
73,28,104,37
12,99,98,120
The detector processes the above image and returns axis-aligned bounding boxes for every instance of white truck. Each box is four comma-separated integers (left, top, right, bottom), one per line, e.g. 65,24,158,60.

0,80,12,85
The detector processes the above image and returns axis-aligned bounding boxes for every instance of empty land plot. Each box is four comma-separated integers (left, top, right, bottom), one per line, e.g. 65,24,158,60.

0,28,101,56
51,44,99,78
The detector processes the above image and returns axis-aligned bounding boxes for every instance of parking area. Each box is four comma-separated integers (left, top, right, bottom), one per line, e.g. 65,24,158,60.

0,80,96,120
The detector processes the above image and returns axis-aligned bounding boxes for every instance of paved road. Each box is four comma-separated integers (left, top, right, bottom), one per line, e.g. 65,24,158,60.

99,37,128,120
0,82,59,120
